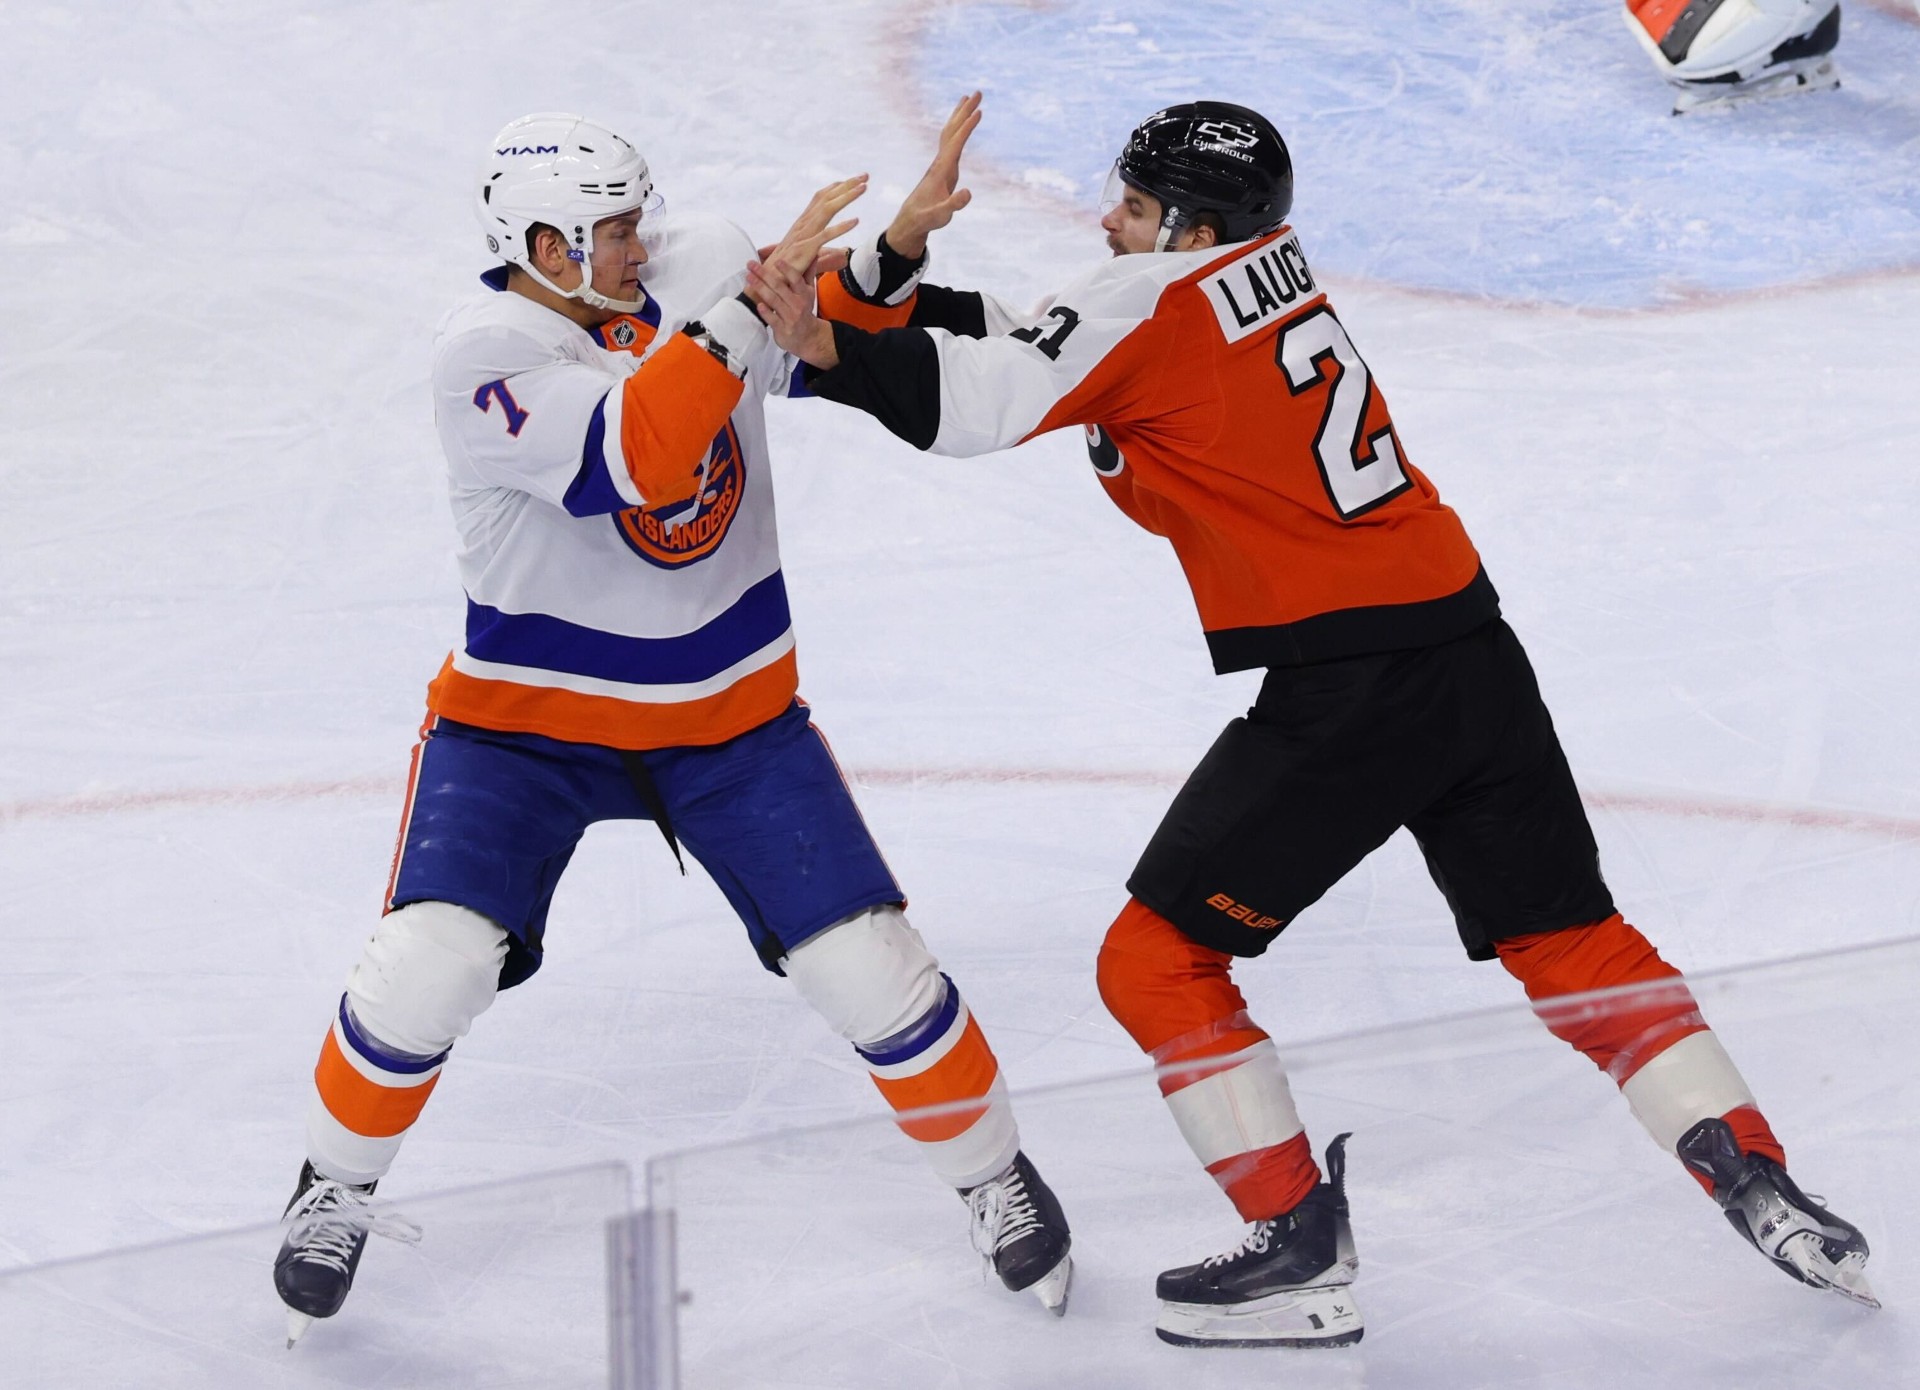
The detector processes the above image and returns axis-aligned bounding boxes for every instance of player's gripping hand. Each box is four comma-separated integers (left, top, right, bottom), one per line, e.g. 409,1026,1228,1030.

755,241,851,280
746,251,838,370
750,176,866,300
885,91,981,260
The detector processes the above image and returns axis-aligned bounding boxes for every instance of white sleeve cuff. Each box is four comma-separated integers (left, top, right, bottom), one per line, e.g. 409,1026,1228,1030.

698,295,782,394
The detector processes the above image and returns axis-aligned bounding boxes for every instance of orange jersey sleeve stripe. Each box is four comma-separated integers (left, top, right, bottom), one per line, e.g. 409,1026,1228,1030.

315,1031,440,1139
425,647,799,750
817,271,916,332
618,333,744,507
871,1014,1002,1143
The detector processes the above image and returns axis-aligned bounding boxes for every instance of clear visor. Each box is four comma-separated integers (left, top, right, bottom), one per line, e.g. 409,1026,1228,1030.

567,187,668,263
1098,163,1189,235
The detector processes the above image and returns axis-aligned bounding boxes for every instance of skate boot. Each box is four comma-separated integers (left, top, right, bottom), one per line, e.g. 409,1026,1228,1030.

1677,1118,1879,1309
962,1150,1073,1316
1664,2,1842,114
1155,1132,1362,1348
273,1160,421,1347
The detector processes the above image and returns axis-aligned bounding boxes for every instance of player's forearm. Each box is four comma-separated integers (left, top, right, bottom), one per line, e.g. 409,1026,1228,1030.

596,331,745,509
807,322,943,450
817,233,992,341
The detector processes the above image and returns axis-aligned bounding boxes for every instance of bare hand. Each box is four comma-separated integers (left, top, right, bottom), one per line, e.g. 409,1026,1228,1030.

886,92,981,259
756,242,851,279
746,256,839,370
752,176,866,296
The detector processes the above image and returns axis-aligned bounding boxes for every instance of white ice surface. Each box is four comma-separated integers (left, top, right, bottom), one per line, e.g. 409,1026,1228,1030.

2,1,1917,1385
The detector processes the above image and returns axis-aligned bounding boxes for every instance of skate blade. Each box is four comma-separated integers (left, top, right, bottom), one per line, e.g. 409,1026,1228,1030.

285,1310,315,1349
1782,1237,1882,1310
1671,60,1839,115
1156,1283,1363,1349
1027,1254,1072,1317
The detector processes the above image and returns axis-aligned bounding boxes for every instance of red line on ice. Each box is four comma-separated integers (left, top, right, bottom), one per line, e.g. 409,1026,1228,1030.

2,769,1918,844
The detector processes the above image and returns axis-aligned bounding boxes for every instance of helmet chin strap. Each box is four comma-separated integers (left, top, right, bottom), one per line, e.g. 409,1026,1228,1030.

1154,205,1192,253
519,231,647,315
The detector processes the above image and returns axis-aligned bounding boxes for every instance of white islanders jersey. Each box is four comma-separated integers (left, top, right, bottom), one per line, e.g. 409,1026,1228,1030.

426,212,801,749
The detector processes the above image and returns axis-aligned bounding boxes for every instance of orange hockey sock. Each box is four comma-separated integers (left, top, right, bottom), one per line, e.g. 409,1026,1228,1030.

1497,915,1785,1180
854,979,1018,1190
1495,914,1705,1080
306,996,448,1184
1098,898,1320,1220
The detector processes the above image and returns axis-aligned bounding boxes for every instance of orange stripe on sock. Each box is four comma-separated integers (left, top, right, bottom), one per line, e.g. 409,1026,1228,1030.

1154,1022,1275,1096
1206,1132,1320,1223
870,1015,1001,1143
1496,914,1705,1081
1684,1105,1788,1195
315,1031,440,1139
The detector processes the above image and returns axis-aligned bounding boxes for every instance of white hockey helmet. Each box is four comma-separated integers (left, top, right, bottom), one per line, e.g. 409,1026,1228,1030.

475,112,663,313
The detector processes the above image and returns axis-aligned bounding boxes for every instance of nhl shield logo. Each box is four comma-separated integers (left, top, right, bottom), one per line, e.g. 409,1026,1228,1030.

614,422,746,569
609,319,639,350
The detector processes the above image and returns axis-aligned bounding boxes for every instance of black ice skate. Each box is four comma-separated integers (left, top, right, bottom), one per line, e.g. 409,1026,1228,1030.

1155,1132,1362,1348
1677,1118,1879,1309
273,1160,421,1347
963,1150,1073,1316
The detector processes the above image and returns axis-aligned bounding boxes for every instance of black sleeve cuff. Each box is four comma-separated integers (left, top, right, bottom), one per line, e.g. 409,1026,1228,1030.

809,320,942,451
906,284,990,339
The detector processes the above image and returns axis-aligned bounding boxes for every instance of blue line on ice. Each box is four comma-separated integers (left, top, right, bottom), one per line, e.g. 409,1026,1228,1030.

916,0,1920,308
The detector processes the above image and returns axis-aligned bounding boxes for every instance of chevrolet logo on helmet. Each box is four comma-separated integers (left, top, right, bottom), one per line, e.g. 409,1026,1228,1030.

1193,119,1258,148
1192,119,1259,162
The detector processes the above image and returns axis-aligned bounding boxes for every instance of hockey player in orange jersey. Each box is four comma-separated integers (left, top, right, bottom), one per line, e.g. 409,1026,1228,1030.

270,114,1072,1348
748,93,1879,1346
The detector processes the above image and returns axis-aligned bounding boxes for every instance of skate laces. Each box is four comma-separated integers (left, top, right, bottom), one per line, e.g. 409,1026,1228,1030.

285,1178,422,1274
968,1168,1043,1259
1202,1218,1277,1268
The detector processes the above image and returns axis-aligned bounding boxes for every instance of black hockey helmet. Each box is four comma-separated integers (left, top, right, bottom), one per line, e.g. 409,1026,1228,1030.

1111,101,1293,247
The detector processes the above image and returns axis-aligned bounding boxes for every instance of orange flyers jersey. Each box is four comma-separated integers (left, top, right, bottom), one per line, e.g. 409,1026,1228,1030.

425,212,805,749
818,229,1497,670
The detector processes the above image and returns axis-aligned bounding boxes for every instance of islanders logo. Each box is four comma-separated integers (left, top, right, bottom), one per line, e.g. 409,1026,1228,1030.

613,422,745,568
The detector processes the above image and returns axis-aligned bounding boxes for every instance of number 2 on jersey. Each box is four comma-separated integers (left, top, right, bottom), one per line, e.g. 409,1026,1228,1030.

1277,307,1410,520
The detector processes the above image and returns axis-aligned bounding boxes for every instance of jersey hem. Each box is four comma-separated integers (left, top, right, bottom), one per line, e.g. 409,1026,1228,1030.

424,648,800,750
1203,566,1501,671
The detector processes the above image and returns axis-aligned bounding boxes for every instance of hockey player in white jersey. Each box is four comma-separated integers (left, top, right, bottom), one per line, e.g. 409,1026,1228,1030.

271,113,1071,1347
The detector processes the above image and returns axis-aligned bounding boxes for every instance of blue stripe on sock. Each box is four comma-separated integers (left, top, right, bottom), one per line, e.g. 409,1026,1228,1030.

855,974,961,1067
337,995,449,1075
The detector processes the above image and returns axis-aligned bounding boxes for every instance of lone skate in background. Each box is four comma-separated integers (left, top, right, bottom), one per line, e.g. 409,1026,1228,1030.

1624,0,1843,113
